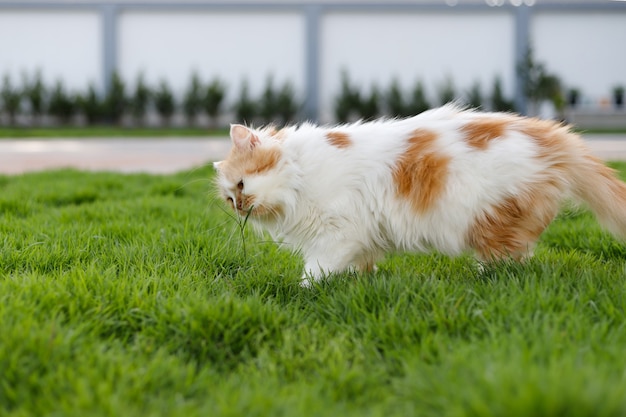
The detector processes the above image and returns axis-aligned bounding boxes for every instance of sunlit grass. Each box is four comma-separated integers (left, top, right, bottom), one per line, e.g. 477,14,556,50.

1,164,626,416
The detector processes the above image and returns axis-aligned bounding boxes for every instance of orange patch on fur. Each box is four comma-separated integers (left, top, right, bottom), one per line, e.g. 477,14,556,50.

326,131,352,149
393,129,450,213
466,182,561,261
221,146,281,178
462,118,509,150
247,147,281,175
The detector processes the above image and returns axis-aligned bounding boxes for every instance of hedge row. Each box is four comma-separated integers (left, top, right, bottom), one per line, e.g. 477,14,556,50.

333,72,515,123
0,70,518,127
0,71,299,128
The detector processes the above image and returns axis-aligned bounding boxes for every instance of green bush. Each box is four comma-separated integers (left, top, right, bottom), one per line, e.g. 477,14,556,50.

517,46,562,113
334,71,361,123
130,73,151,126
466,81,483,109
437,76,456,105
259,76,279,125
22,70,46,124
48,80,76,125
76,83,103,125
406,80,431,115
233,80,256,124
154,80,175,126
386,79,409,118
183,72,203,126
359,86,380,121
276,81,299,125
103,71,127,125
203,78,226,128
1,74,22,126
491,76,515,112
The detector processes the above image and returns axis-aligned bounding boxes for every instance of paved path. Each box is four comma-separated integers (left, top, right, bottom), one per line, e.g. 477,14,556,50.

0,138,232,175
1,134,626,175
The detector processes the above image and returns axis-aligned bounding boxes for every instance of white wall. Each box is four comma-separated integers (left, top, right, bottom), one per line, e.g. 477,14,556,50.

531,12,626,106
0,5,625,122
118,10,305,100
320,11,514,121
0,10,101,91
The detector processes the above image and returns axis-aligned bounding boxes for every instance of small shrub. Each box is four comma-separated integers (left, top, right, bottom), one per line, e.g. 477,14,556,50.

387,79,409,118
48,80,76,125
183,72,203,126
334,70,361,123
259,76,279,125
76,83,102,125
465,81,483,109
517,46,562,113
203,78,226,128
276,81,299,125
154,80,175,127
359,86,380,121
233,80,256,124
567,88,580,108
130,73,151,126
438,76,456,105
491,76,515,112
103,71,126,125
613,85,624,109
1,74,22,126
22,69,46,124
406,80,431,115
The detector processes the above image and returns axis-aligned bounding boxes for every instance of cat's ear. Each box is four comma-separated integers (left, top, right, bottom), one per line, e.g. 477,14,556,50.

230,124,260,151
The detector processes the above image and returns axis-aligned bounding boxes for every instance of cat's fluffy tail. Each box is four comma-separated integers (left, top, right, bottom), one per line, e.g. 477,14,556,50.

567,138,626,239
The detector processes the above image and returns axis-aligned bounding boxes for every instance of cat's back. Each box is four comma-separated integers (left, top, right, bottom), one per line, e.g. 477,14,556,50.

281,105,565,201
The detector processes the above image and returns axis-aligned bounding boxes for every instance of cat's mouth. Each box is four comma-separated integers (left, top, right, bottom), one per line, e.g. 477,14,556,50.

236,205,254,217
231,195,254,216
236,202,283,221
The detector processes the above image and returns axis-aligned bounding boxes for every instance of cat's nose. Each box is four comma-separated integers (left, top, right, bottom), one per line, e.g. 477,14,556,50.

236,199,244,210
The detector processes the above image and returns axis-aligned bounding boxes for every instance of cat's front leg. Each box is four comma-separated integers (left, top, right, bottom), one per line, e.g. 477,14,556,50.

299,246,358,287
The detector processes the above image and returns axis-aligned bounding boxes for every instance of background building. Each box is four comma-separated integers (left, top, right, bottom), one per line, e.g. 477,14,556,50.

0,0,625,123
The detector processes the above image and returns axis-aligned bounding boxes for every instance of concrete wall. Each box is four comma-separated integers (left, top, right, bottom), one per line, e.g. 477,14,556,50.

118,10,306,96
0,10,102,90
532,11,626,107
319,10,515,121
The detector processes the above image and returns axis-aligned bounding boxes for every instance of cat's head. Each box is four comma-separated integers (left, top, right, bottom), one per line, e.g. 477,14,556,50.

213,124,291,222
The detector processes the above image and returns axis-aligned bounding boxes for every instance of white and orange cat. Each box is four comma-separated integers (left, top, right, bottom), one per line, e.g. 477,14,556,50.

214,105,626,286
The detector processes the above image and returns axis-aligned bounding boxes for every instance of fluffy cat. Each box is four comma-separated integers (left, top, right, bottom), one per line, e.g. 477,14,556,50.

213,105,626,286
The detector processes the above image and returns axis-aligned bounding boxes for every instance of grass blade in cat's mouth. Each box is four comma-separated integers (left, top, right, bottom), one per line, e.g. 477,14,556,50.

238,205,255,218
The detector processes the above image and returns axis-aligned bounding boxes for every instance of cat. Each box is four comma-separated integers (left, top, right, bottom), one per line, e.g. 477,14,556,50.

213,105,626,286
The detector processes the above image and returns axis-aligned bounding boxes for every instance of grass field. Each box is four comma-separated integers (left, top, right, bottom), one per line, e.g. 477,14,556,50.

1,164,626,416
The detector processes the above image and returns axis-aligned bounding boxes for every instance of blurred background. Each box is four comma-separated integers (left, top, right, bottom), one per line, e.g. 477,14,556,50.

0,0,625,129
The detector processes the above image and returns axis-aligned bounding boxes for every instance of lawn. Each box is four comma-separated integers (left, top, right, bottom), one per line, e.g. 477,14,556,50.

1,164,626,417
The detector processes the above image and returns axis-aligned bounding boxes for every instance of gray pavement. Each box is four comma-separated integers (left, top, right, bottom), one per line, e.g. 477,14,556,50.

1,134,626,175
0,138,232,175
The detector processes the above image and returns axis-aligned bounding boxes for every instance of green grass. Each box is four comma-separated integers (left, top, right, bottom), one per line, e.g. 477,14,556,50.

0,126,228,138
2,164,626,417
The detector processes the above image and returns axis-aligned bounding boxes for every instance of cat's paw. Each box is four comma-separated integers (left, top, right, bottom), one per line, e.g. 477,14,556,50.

299,272,320,288
299,277,314,288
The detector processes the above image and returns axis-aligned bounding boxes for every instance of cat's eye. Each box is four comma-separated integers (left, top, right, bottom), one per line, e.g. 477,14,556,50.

237,180,244,190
